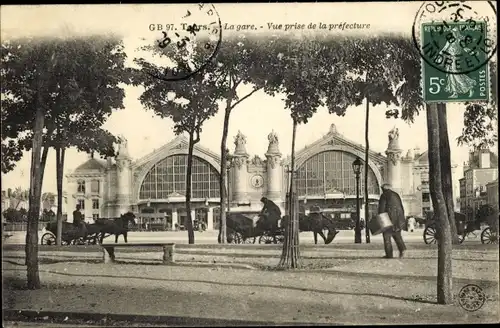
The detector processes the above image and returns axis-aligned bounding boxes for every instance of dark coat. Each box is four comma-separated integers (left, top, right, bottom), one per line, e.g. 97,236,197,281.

378,189,406,232
262,199,282,219
73,210,83,226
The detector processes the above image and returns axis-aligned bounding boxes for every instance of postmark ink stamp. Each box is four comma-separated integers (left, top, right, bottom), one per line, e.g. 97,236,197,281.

458,284,486,312
148,3,222,81
411,1,497,103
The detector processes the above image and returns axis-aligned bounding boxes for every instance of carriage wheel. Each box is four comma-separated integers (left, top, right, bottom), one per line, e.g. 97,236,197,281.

259,235,275,244
423,225,438,244
41,233,56,245
481,227,498,244
275,235,285,244
243,237,256,244
228,231,243,244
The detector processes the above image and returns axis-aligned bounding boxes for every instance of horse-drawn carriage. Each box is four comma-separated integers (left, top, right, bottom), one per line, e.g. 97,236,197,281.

225,209,339,245
423,212,499,245
41,212,137,245
225,212,285,244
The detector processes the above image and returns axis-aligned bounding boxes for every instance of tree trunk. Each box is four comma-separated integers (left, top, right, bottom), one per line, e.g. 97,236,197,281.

39,146,49,185
426,103,453,304
185,132,196,244
364,97,371,243
25,96,46,290
218,109,231,244
278,118,301,269
437,104,459,244
55,146,65,246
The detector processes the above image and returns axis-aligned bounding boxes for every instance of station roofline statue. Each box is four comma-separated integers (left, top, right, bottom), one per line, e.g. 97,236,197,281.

234,130,248,155
266,130,281,155
387,126,401,150
116,134,130,159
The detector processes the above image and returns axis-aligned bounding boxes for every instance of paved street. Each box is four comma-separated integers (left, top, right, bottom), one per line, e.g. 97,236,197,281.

3,243,498,325
4,227,486,246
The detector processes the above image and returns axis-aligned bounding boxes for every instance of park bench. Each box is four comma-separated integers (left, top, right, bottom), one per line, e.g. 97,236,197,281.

100,243,175,265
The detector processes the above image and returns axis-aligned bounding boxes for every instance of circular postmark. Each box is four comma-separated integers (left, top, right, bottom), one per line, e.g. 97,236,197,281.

458,284,486,312
148,3,222,81
412,1,497,75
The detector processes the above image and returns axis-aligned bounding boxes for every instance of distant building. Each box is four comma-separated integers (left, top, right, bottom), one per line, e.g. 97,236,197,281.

459,149,499,221
486,179,499,213
1,190,66,216
65,125,458,229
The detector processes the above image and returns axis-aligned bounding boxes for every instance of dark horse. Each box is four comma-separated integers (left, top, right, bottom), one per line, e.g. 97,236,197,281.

281,212,339,244
95,212,136,243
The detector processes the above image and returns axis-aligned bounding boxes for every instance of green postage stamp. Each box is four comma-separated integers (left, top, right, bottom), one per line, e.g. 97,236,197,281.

420,21,490,103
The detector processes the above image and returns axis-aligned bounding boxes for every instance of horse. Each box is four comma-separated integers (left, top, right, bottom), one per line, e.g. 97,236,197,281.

281,212,339,244
95,212,137,244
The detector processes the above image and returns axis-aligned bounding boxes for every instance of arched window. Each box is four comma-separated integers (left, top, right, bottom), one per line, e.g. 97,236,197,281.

295,151,379,197
139,155,221,200
77,180,86,193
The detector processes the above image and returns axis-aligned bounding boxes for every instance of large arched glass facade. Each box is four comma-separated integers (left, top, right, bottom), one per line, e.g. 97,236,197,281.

139,155,220,200
296,151,379,197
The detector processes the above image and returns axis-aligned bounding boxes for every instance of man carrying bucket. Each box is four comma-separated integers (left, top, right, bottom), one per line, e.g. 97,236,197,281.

378,183,407,258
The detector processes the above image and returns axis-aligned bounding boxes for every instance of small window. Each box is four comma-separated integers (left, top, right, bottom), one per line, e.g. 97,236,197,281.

91,180,100,193
92,214,99,220
92,199,99,210
422,193,430,203
77,199,85,210
77,180,86,193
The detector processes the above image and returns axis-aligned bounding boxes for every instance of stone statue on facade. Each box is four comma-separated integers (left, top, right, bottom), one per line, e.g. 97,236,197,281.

266,130,281,156
234,130,246,147
233,130,248,156
387,127,400,150
117,134,130,159
251,155,263,166
268,130,279,146
329,123,337,134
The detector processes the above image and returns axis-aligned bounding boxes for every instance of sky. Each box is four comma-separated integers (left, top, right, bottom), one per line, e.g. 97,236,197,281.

1,2,497,193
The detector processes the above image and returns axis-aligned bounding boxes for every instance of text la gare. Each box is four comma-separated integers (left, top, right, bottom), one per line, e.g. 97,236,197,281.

223,23,257,31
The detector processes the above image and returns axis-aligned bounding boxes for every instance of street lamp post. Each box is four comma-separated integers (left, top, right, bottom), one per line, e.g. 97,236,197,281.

352,157,362,244
226,153,232,213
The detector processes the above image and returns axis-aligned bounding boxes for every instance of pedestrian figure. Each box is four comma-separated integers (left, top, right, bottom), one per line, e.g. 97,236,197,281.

378,183,407,258
259,197,282,232
72,204,88,242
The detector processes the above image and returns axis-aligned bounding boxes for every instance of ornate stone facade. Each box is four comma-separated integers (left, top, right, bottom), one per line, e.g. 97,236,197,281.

65,125,456,229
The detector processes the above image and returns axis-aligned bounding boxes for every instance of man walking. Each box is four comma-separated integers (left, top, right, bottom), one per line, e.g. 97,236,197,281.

378,183,407,258
73,204,87,242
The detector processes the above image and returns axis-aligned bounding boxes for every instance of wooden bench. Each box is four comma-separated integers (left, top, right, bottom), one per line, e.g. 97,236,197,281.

100,243,175,265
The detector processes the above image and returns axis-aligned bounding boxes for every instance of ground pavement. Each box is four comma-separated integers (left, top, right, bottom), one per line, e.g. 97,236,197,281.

3,227,479,246
2,240,499,326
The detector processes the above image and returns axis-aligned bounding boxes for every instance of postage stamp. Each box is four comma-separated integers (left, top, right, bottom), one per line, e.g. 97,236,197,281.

420,21,491,103
412,1,497,103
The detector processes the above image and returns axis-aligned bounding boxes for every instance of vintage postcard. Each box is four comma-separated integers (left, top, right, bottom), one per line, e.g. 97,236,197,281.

1,2,498,327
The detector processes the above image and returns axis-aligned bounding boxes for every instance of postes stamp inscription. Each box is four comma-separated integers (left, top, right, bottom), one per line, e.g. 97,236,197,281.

458,284,486,312
421,21,490,103
411,1,497,103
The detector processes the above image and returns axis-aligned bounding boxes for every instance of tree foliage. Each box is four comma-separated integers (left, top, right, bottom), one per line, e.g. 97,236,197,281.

1,36,129,171
134,34,286,243
133,45,223,244
1,35,130,286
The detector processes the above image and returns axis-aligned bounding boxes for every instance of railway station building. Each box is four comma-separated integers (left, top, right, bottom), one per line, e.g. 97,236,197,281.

65,123,460,230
